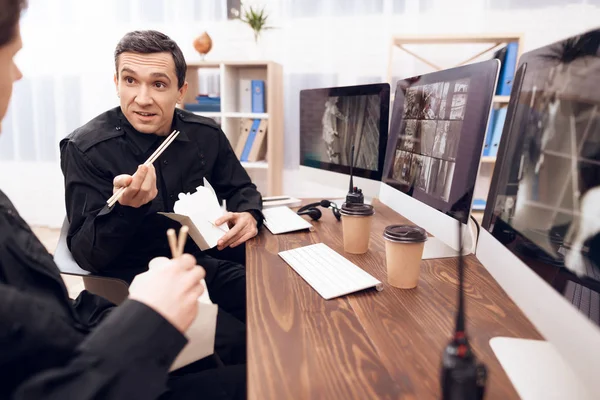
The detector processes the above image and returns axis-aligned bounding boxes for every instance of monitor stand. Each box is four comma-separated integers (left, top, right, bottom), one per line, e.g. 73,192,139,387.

422,217,478,260
422,237,462,259
490,337,592,400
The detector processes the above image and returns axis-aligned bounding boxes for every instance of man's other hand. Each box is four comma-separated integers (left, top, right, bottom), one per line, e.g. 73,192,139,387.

113,164,158,208
215,211,258,250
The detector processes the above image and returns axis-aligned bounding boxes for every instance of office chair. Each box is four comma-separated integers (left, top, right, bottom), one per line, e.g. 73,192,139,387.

53,217,129,305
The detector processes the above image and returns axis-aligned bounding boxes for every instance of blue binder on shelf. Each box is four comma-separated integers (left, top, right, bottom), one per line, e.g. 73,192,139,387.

489,107,507,157
251,80,265,113
184,103,220,112
240,119,261,161
483,108,497,156
185,95,221,112
472,199,486,211
497,42,518,96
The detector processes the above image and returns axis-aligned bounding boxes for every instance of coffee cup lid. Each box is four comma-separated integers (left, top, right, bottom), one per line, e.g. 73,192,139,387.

383,225,427,243
340,202,374,216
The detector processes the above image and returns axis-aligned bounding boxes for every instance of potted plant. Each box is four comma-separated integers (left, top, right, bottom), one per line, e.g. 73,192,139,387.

237,3,274,44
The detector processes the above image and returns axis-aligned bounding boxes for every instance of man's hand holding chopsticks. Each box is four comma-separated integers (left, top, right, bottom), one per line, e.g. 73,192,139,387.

112,164,158,208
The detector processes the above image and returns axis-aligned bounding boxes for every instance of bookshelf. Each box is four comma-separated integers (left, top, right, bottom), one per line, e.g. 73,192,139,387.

182,60,283,196
481,156,497,163
493,95,511,104
386,33,524,213
241,161,269,169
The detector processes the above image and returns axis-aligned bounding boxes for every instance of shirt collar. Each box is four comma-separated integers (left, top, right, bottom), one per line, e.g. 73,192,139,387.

117,108,190,154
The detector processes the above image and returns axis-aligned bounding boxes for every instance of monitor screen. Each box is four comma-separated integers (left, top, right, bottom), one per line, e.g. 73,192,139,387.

299,84,390,181
382,60,500,224
484,29,600,326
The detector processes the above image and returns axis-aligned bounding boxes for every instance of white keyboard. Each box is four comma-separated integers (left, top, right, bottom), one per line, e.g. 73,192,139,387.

278,243,383,300
263,206,313,235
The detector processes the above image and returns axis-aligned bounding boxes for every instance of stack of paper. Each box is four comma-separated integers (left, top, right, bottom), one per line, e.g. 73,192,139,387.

262,196,302,209
263,206,313,235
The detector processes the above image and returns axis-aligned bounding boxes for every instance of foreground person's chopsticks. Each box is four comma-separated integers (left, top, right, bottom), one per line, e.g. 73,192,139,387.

167,225,189,258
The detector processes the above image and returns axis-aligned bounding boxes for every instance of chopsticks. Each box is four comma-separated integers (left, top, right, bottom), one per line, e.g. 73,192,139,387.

107,129,180,208
167,225,189,258
209,219,228,233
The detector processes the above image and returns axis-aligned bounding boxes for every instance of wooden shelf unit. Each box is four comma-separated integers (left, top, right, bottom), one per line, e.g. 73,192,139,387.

183,60,283,196
387,33,524,212
493,95,511,104
387,34,524,80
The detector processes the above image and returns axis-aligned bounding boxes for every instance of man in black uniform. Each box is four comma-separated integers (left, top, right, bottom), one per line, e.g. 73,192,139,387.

60,30,263,323
0,1,244,398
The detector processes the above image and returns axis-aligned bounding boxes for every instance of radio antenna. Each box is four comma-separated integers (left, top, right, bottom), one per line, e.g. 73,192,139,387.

349,144,355,193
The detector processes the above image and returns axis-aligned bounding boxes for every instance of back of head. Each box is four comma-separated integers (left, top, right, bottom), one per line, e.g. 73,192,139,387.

0,0,27,132
0,0,27,47
114,30,187,89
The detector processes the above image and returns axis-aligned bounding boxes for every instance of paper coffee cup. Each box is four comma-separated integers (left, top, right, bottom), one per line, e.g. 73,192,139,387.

383,225,427,288
340,203,375,254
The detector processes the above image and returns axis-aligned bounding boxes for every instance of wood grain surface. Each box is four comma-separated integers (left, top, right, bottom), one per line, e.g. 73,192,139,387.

247,199,542,399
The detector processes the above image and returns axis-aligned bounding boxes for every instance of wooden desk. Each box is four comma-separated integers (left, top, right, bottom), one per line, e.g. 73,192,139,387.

247,199,542,399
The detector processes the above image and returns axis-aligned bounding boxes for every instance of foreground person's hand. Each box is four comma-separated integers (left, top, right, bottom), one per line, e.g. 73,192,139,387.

129,254,206,333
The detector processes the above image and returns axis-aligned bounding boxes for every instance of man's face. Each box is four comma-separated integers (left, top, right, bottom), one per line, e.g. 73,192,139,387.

114,51,187,136
0,24,23,133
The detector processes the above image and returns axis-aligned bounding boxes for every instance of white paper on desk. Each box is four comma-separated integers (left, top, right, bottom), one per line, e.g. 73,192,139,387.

263,206,313,234
158,178,229,250
148,257,218,372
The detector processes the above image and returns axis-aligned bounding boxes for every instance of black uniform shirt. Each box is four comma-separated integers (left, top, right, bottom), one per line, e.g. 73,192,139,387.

60,107,263,280
0,189,187,399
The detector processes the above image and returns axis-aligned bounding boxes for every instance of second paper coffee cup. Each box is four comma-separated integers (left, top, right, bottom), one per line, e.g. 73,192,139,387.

340,203,375,254
383,225,427,288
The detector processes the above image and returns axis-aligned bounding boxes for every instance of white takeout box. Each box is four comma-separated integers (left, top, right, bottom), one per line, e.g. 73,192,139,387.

158,178,229,250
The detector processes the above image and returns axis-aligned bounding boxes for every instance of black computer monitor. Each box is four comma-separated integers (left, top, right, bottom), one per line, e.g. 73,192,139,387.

299,83,390,181
382,60,500,224
483,29,600,326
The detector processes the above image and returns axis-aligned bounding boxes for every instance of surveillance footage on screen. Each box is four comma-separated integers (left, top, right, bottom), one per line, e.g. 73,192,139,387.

303,94,381,171
389,79,470,202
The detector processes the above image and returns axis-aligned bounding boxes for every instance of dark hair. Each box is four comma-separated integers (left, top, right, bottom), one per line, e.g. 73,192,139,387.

559,29,600,63
114,30,187,89
0,0,27,47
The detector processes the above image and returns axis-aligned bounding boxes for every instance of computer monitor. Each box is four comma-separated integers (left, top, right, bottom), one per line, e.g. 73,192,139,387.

478,29,600,398
298,83,390,199
379,60,500,258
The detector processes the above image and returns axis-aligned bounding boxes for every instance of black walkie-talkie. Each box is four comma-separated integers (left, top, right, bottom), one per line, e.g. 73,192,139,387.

346,144,364,204
440,214,487,400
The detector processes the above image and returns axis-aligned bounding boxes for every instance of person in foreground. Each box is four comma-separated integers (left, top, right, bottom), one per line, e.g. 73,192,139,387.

0,1,245,399
60,29,263,324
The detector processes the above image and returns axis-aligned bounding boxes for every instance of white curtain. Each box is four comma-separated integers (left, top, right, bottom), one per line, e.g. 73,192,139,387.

0,0,598,227
0,0,226,226
0,0,226,163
